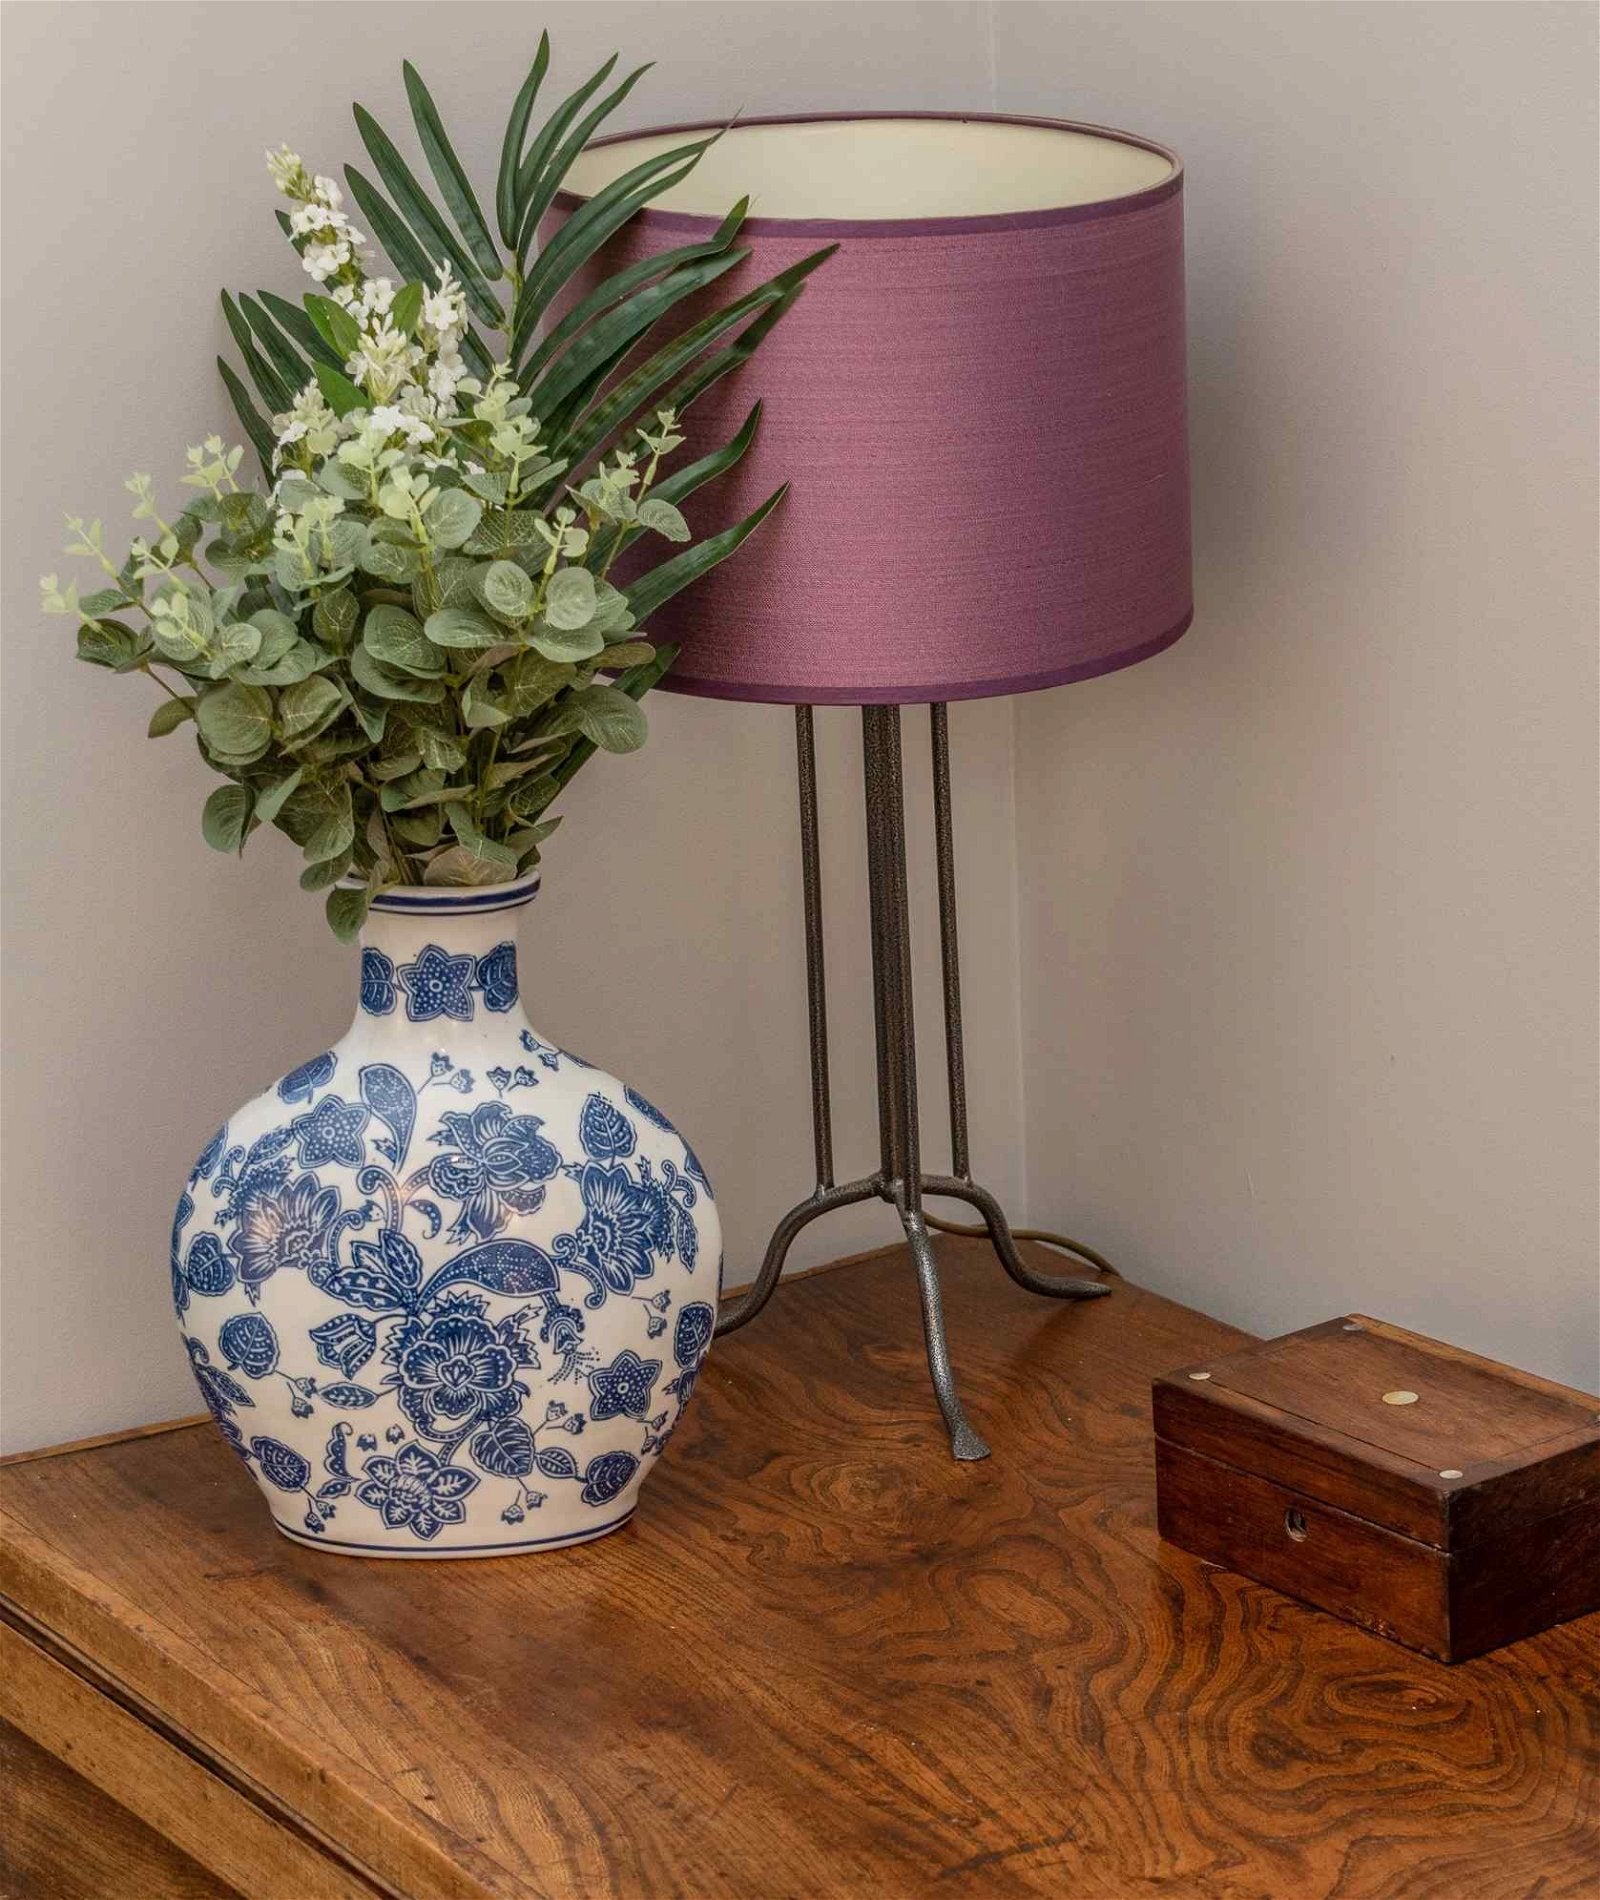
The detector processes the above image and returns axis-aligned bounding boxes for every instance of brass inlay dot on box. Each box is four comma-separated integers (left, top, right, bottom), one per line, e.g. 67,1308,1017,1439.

1439,1468,1464,1479
1188,1370,1211,1381
1381,1389,1419,1406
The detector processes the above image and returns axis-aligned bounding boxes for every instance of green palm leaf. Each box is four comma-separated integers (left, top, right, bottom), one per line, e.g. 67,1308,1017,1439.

623,482,787,621
217,357,276,474
402,61,501,277
237,292,312,394
257,290,344,370
351,103,504,326
220,292,293,413
496,33,551,245
508,133,720,364
549,249,835,476
520,197,749,385
510,56,635,261
657,280,810,423
528,248,748,425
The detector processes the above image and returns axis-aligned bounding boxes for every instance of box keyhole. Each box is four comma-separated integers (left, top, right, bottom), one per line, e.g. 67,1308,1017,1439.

1284,1508,1309,1542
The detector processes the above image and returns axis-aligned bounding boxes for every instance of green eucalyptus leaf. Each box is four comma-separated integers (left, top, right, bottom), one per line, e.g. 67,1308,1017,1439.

370,751,423,781
249,608,299,664
379,765,443,810
479,559,534,622
566,682,648,753
233,639,330,687
301,782,355,863
300,851,353,891
278,674,344,744
202,783,253,853
252,767,305,824
204,620,264,678
543,566,596,631
363,603,445,676
390,807,445,847
416,726,467,773
350,643,447,702
325,884,371,941
317,460,367,501
358,532,422,584
313,587,361,648
596,640,655,671
529,619,605,664
423,841,515,887
506,774,560,820
463,468,510,504
462,676,510,729
425,488,482,551
502,651,574,714
76,620,142,669
147,696,195,737
424,605,501,649
80,586,134,616
197,681,273,757
636,497,690,543
462,508,548,557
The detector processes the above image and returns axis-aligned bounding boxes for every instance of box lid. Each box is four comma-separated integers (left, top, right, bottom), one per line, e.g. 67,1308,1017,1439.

1152,1315,1600,1548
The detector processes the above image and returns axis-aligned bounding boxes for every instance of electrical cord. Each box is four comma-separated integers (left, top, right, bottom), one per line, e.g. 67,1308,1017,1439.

920,1213,1123,1279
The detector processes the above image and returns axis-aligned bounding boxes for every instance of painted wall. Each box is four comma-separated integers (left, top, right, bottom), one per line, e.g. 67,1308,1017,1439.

2,2,1594,1451
1003,3,1600,1388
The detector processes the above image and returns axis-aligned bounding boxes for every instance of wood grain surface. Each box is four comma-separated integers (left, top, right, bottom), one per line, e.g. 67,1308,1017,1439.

0,1721,239,1900
2,1239,1596,1900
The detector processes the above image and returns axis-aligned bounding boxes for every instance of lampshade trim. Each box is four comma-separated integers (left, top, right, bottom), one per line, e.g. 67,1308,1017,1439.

553,110,1182,240
653,609,1192,706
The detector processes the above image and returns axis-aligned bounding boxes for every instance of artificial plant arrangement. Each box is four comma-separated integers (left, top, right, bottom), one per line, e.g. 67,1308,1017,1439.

42,37,830,937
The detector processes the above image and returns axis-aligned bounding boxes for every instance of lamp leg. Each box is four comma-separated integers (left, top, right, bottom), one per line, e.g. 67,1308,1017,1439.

713,702,1114,1456
864,704,990,1462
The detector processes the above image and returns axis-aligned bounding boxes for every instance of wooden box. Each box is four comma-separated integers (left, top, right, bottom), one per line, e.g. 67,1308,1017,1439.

1153,1314,1600,1662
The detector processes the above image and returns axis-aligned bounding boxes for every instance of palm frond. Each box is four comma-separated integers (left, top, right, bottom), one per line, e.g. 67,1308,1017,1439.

402,61,501,276
351,104,504,325
496,33,551,245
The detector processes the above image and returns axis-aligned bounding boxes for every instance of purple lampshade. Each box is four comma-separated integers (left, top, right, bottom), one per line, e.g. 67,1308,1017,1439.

557,113,1191,705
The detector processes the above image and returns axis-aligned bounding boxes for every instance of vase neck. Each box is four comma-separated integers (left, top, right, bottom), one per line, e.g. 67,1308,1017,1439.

348,878,537,1048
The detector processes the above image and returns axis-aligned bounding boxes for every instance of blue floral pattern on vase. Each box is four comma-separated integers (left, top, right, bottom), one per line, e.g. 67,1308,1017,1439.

417,1102,560,1243
475,942,519,1013
172,897,721,1557
360,949,397,1016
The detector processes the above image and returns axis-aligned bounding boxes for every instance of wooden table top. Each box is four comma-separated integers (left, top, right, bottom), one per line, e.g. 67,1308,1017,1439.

3,1239,1596,1900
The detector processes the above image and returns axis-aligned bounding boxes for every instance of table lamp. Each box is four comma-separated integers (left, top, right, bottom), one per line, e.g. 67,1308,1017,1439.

560,113,1191,1459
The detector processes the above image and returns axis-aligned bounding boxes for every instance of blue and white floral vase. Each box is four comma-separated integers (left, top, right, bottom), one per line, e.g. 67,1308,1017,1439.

170,872,720,1557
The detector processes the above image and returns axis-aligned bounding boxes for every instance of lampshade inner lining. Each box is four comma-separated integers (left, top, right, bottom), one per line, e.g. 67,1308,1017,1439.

561,117,1173,221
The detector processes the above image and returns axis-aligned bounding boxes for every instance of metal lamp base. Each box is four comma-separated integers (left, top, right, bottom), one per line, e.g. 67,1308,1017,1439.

715,703,1110,1462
